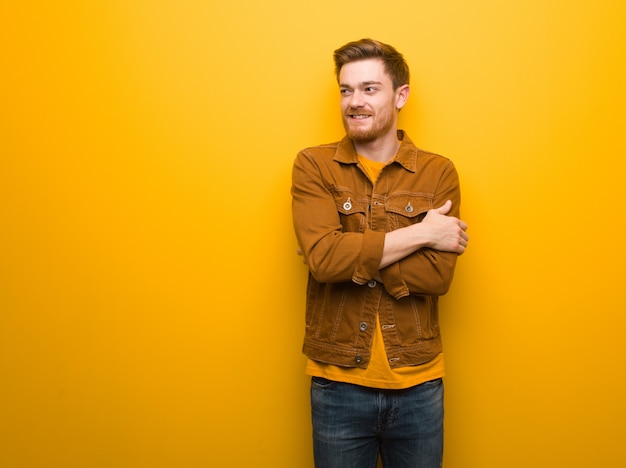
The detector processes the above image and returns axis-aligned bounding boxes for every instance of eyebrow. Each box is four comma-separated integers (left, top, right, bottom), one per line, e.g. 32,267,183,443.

339,80,384,88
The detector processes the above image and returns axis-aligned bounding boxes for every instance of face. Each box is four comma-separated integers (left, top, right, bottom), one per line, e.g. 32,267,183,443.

338,58,408,144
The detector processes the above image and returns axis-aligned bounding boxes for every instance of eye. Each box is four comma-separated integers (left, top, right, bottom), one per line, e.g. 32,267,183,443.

364,86,377,93
340,88,352,96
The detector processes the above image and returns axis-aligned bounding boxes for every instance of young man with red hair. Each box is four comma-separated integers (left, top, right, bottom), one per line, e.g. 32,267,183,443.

292,38,469,468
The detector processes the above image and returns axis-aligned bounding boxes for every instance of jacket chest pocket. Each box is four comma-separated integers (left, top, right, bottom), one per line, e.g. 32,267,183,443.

384,193,433,230
332,189,367,233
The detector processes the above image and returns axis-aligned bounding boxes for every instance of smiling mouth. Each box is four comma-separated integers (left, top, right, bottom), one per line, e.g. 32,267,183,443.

348,114,371,120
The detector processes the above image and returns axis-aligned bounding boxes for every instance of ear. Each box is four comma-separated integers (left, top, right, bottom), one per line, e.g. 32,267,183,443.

395,84,410,110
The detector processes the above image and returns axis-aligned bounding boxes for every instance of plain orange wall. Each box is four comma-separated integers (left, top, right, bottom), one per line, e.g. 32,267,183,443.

1,1,625,467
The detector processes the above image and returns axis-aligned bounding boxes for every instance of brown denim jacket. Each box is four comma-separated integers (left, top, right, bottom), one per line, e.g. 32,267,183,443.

291,131,461,369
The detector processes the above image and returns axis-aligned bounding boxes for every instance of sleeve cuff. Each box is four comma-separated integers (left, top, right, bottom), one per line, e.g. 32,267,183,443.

351,229,385,285
380,262,410,299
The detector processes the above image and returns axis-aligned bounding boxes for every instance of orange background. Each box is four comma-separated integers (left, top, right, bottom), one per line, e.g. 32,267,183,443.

1,1,625,467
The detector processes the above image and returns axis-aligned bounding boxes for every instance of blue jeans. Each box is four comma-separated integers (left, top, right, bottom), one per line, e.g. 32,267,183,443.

310,377,444,468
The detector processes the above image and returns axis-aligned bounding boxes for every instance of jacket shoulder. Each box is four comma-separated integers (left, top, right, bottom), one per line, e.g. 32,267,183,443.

415,146,451,161
414,147,456,172
298,141,341,158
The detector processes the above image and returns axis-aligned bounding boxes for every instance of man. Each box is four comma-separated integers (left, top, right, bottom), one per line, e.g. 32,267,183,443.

291,38,469,468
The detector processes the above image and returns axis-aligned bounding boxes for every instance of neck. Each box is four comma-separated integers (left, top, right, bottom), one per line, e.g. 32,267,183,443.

353,129,400,163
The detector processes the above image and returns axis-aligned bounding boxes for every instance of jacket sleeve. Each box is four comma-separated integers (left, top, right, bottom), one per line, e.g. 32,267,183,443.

379,160,461,299
291,150,385,284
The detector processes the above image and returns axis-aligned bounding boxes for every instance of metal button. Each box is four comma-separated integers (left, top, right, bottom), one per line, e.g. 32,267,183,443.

343,198,352,210
355,355,363,364
405,202,414,213
359,322,368,331
367,280,377,288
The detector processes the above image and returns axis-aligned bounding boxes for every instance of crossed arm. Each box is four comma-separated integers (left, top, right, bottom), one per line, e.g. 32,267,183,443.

292,152,469,297
301,201,469,267
296,199,469,292
379,199,468,270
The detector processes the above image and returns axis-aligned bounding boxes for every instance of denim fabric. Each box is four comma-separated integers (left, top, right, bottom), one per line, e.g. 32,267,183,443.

311,377,443,468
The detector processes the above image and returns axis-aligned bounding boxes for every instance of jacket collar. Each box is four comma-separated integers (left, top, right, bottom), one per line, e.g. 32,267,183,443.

334,130,418,173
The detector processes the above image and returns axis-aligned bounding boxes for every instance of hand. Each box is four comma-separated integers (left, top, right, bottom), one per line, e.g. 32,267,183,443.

420,200,469,254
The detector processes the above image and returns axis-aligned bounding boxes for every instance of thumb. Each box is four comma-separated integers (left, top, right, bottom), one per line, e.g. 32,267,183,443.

433,200,452,215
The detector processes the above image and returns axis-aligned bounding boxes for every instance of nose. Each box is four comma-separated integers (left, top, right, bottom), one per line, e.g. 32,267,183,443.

349,90,364,108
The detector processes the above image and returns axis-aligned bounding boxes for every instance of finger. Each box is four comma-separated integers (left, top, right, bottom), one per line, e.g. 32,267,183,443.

434,200,452,215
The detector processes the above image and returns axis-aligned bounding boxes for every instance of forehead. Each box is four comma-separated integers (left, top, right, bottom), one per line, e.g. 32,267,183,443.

339,58,391,86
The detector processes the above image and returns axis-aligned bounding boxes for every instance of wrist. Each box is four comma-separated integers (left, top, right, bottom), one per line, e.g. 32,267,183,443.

408,222,431,250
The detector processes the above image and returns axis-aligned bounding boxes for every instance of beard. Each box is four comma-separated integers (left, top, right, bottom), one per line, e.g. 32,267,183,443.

342,104,395,143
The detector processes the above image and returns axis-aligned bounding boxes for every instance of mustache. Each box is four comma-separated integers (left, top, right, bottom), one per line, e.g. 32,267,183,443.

345,108,372,115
